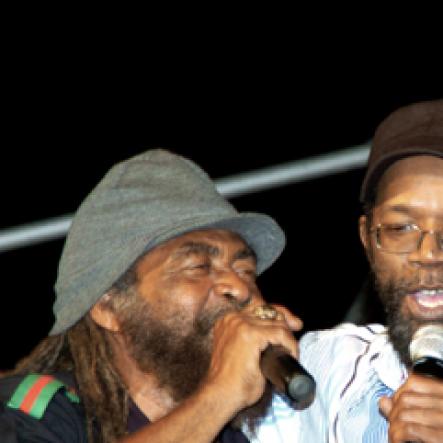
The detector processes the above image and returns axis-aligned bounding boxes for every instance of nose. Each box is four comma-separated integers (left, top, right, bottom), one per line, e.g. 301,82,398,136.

212,269,253,307
410,230,443,266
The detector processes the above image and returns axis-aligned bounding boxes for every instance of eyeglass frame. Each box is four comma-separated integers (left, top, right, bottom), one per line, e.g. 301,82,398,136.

369,223,443,254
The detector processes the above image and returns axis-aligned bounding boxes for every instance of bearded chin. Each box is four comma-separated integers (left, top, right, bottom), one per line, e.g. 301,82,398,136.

371,271,434,368
375,278,415,367
120,306,214,404
118,297,274,432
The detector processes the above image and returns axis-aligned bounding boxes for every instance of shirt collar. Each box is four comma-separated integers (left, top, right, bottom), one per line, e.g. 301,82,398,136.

368,328,408,391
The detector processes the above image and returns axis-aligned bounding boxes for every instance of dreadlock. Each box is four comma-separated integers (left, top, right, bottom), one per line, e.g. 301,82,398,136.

68,314,129,442
5,262,141,443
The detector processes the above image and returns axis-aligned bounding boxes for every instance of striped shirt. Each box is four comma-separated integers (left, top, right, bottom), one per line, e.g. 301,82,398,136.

361,380,393,442
246,323,408,443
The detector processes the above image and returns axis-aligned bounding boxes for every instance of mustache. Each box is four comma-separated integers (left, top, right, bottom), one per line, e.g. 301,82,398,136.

372,271,443,295
194,297,249,335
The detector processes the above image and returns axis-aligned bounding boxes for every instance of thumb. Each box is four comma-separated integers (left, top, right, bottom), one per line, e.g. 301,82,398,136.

378,396,393,419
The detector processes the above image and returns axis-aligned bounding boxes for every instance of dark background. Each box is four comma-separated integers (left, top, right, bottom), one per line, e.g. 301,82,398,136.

1,52,442,370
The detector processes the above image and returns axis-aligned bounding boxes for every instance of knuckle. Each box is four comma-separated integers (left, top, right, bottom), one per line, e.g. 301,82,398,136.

279,326,295,342
274,327,297,350
403,421,417,435
395,391,411,408
388,423,406,443
388,426,398,442
396,409,410,422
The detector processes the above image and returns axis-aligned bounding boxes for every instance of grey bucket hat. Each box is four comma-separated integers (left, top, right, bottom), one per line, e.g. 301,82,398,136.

51,149,286,335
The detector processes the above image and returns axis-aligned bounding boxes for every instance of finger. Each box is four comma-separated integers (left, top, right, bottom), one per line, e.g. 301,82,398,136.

245,303,303,332
215,310,298,355
388,391,443,428
217,308,300,360
391,390,443,414
378,396,393,418
389,420,443,443
394,374,443,399
390,406,443,429
270,304,304,331
256,323,300,359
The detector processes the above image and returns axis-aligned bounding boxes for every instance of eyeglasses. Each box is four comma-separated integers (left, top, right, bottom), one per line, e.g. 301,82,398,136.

371,223,443,254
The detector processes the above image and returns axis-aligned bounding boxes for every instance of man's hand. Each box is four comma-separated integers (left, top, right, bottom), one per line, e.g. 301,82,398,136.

379,374,443,443
203,304,303,414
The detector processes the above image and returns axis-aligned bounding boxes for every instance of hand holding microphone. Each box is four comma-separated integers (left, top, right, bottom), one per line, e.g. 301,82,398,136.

380,324,443,443
252,305,316,410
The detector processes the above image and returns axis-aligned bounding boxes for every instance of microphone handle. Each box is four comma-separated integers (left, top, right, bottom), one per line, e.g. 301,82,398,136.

412,356,443,380
260,345,316,410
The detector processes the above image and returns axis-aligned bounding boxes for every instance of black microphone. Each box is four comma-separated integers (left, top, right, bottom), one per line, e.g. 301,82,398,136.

260,344,316,410
409,324,443,380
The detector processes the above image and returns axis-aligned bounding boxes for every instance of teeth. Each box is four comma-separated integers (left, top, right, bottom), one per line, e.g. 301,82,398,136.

417,298,443,308
415,289,443,308
417,289,443,297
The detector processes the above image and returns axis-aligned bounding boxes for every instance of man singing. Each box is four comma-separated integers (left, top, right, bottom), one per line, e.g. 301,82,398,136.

0,149,302,442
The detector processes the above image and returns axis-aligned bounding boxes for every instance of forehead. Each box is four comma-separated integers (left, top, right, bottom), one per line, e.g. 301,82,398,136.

375,155,443,211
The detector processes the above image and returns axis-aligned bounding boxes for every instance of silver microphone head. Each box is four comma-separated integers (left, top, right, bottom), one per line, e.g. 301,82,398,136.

409,324,443,362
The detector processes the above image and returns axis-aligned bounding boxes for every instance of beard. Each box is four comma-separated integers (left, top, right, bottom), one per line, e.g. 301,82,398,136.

371,273,415,366
115,292,274,431
371,270,443,367
116,294,223,403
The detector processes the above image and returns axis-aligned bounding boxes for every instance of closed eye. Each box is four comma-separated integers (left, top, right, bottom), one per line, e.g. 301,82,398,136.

236,267,257,281
186,262,211,271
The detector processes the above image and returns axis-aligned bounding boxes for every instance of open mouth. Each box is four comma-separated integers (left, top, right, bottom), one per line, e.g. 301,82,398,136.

405,288,443,320
412,288,443,309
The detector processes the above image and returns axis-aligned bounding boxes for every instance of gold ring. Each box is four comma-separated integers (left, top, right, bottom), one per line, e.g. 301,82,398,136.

252,304,282,320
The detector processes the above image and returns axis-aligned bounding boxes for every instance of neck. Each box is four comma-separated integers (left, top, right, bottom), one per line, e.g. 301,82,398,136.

111,334,177,421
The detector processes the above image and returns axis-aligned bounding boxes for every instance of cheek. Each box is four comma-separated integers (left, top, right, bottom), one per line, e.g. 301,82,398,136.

371,251,409,283
158,276,212,316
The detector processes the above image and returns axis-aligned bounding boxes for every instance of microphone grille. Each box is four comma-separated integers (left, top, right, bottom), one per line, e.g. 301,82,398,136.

409,324,443,362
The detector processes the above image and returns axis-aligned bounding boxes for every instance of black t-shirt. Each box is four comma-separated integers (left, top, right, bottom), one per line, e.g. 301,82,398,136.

0,373,249,442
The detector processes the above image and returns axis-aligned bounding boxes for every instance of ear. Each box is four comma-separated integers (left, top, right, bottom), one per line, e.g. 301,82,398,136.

359,215,370,254
90,293,121,332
